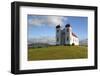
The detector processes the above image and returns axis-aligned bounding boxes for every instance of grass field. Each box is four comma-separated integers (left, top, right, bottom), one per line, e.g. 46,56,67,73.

28,46,88,61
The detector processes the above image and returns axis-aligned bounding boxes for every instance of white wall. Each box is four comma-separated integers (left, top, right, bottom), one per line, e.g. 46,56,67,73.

56,28,61,45
71,36,79,45
0,0,99,76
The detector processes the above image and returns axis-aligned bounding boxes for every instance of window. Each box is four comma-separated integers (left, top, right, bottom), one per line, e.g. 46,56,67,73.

67,29,69,32
67,37,69,41
57,30,59,32
57,37,59,41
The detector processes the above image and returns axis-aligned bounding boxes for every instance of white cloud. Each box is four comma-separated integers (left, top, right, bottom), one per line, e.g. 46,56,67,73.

47,16,63,25
28,15,68,27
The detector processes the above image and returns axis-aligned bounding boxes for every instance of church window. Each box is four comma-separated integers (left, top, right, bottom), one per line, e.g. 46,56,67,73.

57,30,59,32
57,37,59,41
67,37,69,41
67,29,69,32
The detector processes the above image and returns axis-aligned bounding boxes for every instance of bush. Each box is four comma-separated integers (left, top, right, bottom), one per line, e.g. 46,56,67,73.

64,44,67,46
66,44,71,46
72,43,75,46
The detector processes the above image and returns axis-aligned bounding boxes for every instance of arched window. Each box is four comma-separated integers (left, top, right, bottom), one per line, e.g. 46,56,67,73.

67,37,69,41
57,37,59,41
67,29,69,32
57,30,59,32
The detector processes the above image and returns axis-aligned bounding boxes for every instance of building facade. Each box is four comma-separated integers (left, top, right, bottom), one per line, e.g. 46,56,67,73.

56,24,79,45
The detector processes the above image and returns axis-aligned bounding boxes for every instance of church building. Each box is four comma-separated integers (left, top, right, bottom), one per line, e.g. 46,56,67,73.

56,24,79,45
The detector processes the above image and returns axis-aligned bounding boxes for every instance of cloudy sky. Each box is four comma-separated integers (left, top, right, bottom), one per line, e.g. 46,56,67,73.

28,15,88,41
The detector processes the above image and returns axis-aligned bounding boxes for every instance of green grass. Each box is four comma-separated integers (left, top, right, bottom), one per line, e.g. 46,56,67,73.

28,46,88,61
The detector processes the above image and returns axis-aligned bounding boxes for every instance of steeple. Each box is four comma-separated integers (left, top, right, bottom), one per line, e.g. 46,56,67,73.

56,24,61,45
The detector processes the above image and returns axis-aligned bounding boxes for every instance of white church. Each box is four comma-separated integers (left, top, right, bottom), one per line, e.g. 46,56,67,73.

56,24,79,45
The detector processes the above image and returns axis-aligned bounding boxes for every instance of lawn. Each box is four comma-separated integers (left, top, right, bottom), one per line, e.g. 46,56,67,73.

28,46,88,61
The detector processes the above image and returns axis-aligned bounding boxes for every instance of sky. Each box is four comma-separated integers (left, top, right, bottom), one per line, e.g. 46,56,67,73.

28,15,88,41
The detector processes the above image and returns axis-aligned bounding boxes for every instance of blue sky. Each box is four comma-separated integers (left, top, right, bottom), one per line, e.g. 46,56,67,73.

28,15,88,41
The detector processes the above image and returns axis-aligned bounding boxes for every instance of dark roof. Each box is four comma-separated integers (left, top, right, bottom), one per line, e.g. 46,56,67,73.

65,24,71,27
56,24,60,28
72,32,78,38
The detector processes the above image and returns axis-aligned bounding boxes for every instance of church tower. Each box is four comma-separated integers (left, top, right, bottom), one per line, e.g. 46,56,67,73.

56,24,61,45
65,24,72,45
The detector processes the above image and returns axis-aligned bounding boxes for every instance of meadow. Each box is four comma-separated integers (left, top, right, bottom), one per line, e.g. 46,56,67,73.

28,46,88,61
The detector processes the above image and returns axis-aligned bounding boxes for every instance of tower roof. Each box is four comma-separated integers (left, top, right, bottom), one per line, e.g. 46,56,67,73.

65,24,71,27
56,24,60,28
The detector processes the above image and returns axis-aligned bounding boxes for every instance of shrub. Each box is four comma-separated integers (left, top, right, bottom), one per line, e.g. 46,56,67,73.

66,44,71,46
72,43,75,46
64,44,67,46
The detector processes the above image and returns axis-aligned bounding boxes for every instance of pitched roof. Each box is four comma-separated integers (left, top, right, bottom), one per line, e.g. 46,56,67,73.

72,32,78,38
